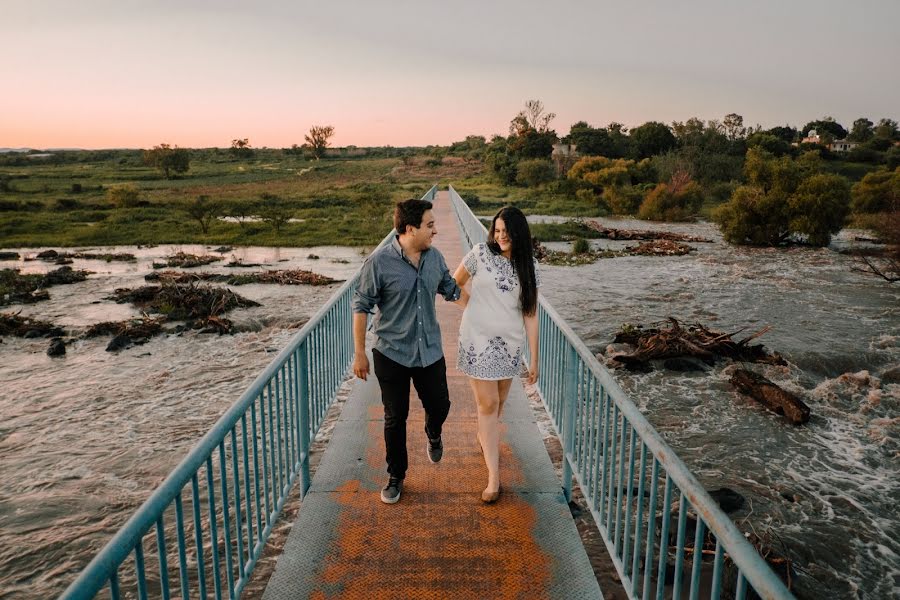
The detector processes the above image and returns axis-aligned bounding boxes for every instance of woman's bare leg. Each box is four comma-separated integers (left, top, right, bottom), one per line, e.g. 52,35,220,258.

497,378,513,418
470,378,501,499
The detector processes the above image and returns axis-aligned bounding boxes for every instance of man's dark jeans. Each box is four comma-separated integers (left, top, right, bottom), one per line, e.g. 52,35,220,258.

372,349,450,480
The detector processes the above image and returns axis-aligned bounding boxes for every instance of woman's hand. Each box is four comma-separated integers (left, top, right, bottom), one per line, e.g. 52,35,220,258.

526,360,539,385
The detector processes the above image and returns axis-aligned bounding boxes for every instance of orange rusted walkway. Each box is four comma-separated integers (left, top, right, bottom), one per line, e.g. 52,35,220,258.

263,191,601,599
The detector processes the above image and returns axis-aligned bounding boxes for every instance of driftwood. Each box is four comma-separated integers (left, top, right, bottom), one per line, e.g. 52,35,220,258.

1,267,91,306
0,312,64,337
152,252,222,269
35,250,136,262
730,369,810,424
625,240,694,256
611,318,786,370
145,269,340,286
110,283,260,320
583,219,712,243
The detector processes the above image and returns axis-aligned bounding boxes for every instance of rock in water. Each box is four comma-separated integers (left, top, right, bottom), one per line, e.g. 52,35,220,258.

47,338,66,356
708,487,745,513
106,334,133,352
730,369,811,424
663,357,707,372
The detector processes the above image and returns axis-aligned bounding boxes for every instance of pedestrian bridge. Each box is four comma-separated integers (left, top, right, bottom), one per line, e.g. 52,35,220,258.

61,188,794,599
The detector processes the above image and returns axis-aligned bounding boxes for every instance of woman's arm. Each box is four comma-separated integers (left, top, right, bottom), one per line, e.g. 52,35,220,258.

524,311,539,385
452,263,471,308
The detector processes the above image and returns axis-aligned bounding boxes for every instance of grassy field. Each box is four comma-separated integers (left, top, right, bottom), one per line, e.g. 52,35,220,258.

0,151,486,247
0,150,618,248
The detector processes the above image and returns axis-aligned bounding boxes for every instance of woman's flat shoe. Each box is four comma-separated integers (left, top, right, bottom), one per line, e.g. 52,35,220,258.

481,485,501,504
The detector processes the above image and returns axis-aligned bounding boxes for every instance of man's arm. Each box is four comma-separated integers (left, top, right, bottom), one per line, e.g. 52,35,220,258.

351,257,379,381
352,312,370,380
437,253,463,307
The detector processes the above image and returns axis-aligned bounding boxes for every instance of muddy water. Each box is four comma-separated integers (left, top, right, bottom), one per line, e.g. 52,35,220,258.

0,245,366,599
1,228,898,599
537,220,899,600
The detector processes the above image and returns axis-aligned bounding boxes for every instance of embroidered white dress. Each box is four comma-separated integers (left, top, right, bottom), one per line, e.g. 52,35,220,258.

457,243,540,380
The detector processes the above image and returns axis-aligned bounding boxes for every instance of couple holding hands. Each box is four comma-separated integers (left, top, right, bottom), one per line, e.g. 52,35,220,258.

352,198,539,505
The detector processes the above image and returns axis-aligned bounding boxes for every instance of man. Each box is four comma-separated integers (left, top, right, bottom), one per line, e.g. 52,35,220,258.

352,198,467,504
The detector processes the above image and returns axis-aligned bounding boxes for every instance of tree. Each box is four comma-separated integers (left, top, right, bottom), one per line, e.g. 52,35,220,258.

848,118,875,142
714,149,851,246
508,129,557,159
629,121,676,159
568,156,649,214
746,132,792,157
184,194,220,234
874,118,899,141
303,125,335,160
515,159,555,187
851,168,900,214
485,137,517,185
605,122,633,158
638,178,704,221
257,193,292,233
723,113,747,141
765,125,799,144
801,117,847,141
510,99,555,135
788,174,850,246
143,143,190,179
567,122,614,156
230,138,254,158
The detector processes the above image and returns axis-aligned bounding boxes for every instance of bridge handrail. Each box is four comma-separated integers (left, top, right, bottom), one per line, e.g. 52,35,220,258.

447,186,793,600
61,186,438,600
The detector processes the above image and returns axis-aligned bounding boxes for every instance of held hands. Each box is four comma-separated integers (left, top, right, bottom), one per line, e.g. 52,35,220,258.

353,351,370,381
525,360,539,385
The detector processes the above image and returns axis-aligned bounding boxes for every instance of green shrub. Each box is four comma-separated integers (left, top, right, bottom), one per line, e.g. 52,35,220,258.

603,186,643,215
572,237,590,253
851,168,899,213
515,159,555,187
638,182,704,221
788,174,851,245
107,185,142,208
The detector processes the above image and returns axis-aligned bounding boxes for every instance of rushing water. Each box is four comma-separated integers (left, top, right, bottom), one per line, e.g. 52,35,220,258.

537,220,900,600
1,228,898,599
0,245,365,599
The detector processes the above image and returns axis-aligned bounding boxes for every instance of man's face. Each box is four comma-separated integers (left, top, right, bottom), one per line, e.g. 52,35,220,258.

408,209,437,251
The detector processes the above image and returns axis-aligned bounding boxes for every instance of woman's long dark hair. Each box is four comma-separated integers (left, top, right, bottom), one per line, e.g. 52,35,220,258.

487,206,537,316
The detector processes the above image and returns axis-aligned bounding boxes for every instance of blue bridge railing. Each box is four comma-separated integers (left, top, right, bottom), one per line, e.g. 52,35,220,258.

61,186,438,600
448,186,794,600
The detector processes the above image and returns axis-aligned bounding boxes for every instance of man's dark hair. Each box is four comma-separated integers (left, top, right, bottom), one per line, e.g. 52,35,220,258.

394,198,433,234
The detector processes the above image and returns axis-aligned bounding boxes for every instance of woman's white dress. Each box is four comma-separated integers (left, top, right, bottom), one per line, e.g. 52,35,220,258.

457,243,540,380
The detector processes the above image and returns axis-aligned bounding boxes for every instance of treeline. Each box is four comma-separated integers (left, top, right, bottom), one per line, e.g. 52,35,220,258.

453,101,899,247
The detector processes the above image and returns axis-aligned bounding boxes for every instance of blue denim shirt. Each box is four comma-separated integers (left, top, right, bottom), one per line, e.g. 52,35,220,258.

352,236,461,368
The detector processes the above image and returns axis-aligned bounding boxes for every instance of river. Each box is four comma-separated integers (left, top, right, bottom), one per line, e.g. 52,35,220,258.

0,226,898,599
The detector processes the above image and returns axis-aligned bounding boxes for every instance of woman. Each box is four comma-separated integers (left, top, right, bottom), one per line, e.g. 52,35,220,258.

453,206,540,503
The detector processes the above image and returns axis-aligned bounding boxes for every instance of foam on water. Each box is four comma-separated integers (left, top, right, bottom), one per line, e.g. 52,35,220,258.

541,226,899,599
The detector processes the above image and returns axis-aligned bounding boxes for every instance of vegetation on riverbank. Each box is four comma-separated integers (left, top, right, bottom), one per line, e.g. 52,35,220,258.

2,104,896,252
0,151,478,247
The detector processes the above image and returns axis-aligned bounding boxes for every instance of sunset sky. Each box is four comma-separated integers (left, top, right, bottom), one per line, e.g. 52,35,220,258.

2,0,898,149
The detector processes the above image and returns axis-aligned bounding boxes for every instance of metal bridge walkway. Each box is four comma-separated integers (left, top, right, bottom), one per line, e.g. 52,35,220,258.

262,191,602,598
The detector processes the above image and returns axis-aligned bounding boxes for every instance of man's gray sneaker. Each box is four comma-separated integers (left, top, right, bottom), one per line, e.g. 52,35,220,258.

427,435,443,464
380,476,403,504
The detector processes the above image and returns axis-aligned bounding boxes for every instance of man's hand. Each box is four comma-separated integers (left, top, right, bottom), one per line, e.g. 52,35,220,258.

353,351,370,381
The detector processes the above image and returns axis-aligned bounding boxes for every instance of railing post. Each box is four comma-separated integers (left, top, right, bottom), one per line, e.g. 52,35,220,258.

297,341,311,497
561,344,578,502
